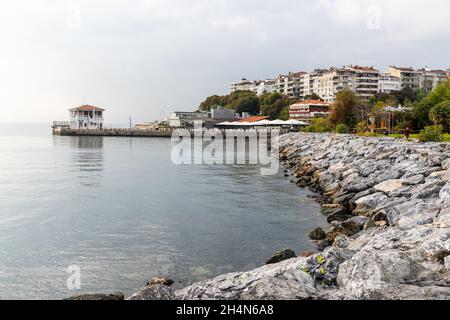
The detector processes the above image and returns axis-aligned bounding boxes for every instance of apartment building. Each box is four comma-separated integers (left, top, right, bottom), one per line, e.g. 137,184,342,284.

229,78,256,93
229,65,448,103
419,67,449,92
378,73,401,93
387,66,422,90
274,72,306,98
255,79,276,96
314,66,379,103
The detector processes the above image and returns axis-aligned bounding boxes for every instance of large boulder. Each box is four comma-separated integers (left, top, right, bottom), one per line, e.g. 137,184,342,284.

175,258,318,300
309,227,326,240
266,249,296,265
337,250,450,300
147,276,174,287
127,284,175,300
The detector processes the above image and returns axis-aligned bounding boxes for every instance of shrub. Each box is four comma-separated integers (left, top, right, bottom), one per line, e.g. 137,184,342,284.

335,124,349,134
355,121,368,134
418,125,444,142
302,118,332,133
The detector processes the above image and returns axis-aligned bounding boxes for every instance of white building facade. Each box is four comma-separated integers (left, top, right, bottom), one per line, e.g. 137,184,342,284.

229,78,256,93
69,105,104,130
378,73,401,93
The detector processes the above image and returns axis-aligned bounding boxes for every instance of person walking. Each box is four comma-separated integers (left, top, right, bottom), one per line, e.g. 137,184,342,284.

405,127,410,139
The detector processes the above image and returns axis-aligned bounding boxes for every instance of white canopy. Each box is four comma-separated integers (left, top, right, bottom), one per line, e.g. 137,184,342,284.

269,119,286,125
253,119,272,126
283,119,309,126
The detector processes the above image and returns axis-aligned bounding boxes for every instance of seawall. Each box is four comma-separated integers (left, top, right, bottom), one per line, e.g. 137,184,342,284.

72,133,450,300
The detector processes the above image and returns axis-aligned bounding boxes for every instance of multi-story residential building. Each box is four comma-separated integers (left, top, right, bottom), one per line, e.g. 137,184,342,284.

255,79,276,96
289,100,332,122
229,78,256,93
387,66,422,90
274,72,306,98
298,69,327,99
314,66,379,103
419,67,448,92
378,73,401,93
229,65,448,104
351,66,380,101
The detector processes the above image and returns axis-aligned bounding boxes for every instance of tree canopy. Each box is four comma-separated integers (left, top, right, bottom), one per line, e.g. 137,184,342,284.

329,89,360,128
413,79,450,128
197,91,294,119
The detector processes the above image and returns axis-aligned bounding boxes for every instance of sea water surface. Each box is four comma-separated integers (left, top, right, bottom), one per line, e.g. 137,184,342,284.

0,124,327,299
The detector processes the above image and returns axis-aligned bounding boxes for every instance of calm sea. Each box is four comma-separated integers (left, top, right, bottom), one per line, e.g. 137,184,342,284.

0,123,326,299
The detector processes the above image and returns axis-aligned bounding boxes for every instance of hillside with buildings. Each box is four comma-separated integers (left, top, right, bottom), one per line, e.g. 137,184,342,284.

230,65,450,102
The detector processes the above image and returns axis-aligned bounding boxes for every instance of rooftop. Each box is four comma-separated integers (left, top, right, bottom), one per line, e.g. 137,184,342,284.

237,116,270,123
69,105,105,112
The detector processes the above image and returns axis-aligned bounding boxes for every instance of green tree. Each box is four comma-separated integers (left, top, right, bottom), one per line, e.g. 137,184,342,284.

198,95,223,111
329,89,360,128
260,92,294,119
228,92,260,115
429,100,450,130
413,79,450,128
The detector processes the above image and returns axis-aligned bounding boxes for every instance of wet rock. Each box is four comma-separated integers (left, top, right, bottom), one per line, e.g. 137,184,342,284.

327,212,352,223
309,227,326,240
316,239,331,251
66,292,124,300
147,276,174,287
127,284,175,300
326,220,361,243
266,249,296,265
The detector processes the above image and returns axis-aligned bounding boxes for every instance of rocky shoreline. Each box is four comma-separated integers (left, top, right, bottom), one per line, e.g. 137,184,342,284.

72,133,450,300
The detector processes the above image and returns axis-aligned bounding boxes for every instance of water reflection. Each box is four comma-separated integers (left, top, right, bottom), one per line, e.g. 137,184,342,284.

68,137,104,187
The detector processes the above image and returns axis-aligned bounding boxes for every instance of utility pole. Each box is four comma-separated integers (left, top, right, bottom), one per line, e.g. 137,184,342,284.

129,117,132,130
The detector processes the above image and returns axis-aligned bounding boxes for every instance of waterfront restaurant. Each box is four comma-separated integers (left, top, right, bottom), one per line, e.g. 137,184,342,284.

69,105,105,130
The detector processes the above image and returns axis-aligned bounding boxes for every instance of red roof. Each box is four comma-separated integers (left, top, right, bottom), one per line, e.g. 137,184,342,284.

237,116,270,123
69,105,105,112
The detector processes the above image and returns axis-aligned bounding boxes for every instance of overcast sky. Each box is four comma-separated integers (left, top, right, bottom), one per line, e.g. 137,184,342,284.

1,0,449,123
